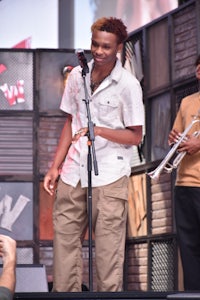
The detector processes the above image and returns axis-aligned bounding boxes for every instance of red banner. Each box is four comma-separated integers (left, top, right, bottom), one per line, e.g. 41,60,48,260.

12,37,32,48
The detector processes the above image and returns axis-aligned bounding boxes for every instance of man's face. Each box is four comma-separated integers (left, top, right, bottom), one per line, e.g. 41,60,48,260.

91,30,122,67
195,63,200,80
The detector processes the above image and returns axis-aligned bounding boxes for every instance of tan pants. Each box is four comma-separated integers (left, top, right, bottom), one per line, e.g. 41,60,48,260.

52,176,128,292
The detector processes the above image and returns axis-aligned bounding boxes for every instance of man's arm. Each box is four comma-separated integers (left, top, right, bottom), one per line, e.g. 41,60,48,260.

0,235,16,294
94,125,143,146
72,125,143,146
43,114,73,195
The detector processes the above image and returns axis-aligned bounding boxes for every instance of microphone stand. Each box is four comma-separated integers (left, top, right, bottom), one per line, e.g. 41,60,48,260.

81,66,98,292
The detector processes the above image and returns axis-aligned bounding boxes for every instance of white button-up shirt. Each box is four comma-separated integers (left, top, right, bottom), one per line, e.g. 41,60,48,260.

60,58,144,188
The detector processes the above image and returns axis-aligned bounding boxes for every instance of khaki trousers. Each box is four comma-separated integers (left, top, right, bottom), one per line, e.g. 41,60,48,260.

52,176,128,292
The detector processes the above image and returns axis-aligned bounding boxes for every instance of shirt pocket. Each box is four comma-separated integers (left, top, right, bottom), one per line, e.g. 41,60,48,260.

98,97,119,121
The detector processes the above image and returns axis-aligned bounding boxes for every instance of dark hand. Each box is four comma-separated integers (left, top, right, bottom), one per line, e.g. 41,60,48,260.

168,128,182,146
178,134,200,155
72,127,88,144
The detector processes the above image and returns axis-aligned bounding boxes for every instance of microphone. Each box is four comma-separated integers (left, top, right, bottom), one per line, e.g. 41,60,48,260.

75,49,89,74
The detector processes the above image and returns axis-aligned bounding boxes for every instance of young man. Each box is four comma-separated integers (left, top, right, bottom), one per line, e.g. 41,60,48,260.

168,55,200,290
44,17,144,292
0,235,16,300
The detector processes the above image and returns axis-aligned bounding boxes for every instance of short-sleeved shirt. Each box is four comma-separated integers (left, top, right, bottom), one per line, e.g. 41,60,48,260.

60,58,144,188
0,286,12,300
172,92,200,187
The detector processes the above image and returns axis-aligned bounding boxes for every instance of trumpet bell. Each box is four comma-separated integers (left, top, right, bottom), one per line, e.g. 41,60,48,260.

147,170,160,181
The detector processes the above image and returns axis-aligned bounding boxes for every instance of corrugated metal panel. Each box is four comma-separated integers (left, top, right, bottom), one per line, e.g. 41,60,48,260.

0,116,33,174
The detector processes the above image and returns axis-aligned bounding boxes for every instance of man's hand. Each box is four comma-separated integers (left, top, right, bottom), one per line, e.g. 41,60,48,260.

168,128,182,146
43,167,59,196
178,134,200,155
71,127,88,144
168,128,200,155
0,235,16,266
0,235,16,293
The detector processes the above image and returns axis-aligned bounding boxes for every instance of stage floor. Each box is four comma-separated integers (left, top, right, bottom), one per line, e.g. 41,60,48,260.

14,291,200,300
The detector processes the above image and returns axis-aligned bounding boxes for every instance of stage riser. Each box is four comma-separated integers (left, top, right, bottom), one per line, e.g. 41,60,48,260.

13,291,173,300
14,291,200,300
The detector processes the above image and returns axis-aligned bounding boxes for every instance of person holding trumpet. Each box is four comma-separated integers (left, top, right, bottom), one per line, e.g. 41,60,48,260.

168,54,200,291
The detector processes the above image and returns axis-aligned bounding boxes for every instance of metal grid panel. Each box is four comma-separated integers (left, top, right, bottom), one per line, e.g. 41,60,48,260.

16,247,34,264
0,50,33,110
150,239,176,291
0,247,33,265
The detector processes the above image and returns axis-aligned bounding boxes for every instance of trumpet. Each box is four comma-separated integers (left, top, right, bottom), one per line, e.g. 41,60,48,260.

147,116,200,181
